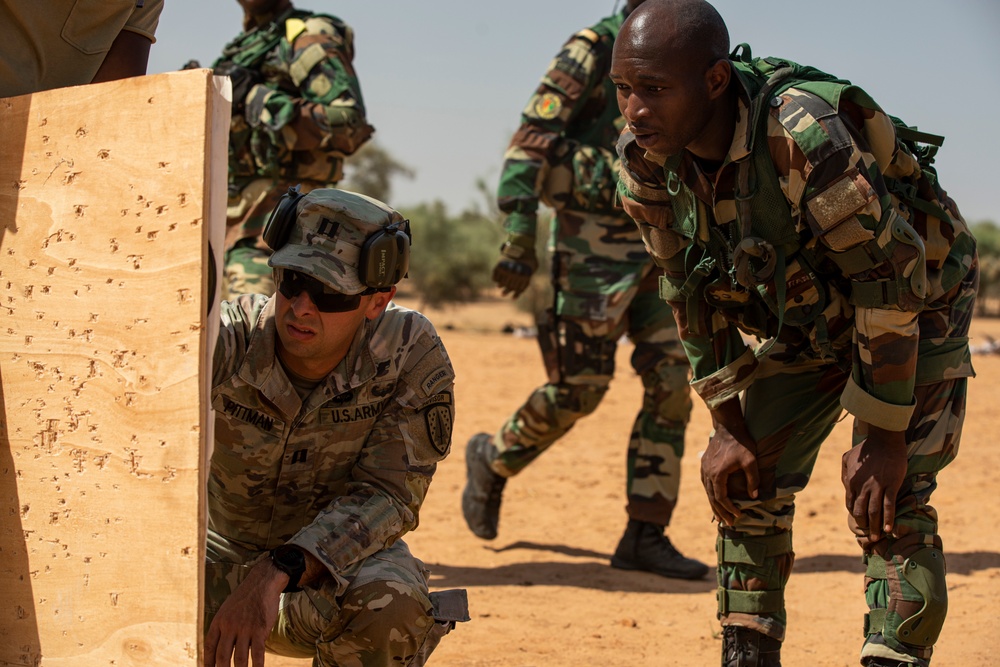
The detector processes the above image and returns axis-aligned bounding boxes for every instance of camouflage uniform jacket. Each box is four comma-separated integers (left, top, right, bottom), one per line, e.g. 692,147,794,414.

216,7,373,191
617,68,977,432
210,295,454,593
497,12,627,236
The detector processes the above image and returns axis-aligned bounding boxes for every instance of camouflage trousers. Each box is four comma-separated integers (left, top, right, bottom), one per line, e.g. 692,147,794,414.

716,348,968,666
205,530,447,667
493,210,692,526
223,178,326,299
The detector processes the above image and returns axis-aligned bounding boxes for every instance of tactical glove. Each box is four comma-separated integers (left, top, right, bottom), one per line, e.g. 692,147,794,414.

492,233,538,299
214,62,262,117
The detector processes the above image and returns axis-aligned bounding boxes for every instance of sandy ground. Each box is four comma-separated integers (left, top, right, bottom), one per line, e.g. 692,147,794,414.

276,295,1000,667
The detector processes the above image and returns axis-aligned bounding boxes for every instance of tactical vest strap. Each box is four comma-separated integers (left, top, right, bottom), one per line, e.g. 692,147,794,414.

830,243,888,276
849,280,899,308
717,588,784,615
884,176,953,224
224,9,295,68
864,552,888,579
893,124,944,149
718,532,793,565
754,248,786,357
659,251,716,336
864,608,888,637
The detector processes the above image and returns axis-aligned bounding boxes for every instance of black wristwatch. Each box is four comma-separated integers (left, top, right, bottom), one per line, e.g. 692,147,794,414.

270,545,306,593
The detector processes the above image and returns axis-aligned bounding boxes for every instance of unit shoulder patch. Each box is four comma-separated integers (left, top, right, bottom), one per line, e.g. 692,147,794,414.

421,395,453,455
534,93,563,120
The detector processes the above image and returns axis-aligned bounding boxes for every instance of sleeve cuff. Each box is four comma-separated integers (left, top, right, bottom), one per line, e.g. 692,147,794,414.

691,347,758,410
287,537,351,596
839,375,915,431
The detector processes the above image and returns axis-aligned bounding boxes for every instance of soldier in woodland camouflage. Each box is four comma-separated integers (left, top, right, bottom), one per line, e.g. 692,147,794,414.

612,1,978,665
462,0,709,581
216,0,373,298
205,188,466,667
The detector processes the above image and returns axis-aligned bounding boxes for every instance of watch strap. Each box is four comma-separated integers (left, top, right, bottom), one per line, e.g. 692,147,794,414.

270,545,306,593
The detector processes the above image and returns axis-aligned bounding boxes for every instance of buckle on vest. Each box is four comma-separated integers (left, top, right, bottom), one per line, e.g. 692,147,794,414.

732,236,777,288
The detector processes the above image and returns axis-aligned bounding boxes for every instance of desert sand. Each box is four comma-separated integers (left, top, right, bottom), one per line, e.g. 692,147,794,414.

276,296,1000,667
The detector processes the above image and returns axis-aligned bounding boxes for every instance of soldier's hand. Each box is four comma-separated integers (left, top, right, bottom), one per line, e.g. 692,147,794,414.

492,233,538,299
702,399,760,526
842,425,907,543
204,558,286,667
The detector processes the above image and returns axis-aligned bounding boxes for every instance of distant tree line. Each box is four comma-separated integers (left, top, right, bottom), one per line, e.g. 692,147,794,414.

971,221,1000,316
344,145,1000,317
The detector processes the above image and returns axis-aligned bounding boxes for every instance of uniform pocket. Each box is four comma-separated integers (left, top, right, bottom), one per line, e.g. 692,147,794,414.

759,255,828,327
61,0,135,55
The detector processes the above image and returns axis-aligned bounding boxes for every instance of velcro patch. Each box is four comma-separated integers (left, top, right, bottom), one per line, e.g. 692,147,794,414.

805,168,876,233
821,215,874,251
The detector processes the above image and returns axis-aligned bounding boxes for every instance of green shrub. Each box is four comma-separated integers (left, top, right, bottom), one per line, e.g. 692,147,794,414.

971,221,1000,316
400,201,503,308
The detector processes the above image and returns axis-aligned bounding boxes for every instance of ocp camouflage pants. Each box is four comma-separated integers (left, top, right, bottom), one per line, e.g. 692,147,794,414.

223,178,326,299
492,210,691,526
205,531,442,667
717,350,968,666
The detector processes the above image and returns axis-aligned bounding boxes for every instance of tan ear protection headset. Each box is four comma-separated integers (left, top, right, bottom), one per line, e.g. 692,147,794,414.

262,185,410,292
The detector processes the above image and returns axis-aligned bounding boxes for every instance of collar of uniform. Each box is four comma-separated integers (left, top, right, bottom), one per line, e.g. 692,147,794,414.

322,312,380,400
671,86,754,212
237,297,302,419
236,298,382,414
727,88,753,164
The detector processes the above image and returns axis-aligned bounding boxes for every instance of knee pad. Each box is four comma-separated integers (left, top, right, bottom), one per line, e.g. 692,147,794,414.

716,530,794,619
864,545,948,653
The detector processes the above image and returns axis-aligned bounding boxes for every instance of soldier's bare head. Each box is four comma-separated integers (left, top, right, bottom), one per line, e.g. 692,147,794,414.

622,0,729,74
611,0,735,160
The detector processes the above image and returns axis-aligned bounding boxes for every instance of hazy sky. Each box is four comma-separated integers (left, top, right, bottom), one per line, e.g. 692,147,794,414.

148,1,1000,223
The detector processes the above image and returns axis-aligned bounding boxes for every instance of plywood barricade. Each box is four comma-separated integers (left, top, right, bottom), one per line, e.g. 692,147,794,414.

0,70,228,666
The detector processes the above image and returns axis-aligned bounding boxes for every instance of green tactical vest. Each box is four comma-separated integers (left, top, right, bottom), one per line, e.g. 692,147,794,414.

660,44,949,349
214,8,300,71
217,9,340,185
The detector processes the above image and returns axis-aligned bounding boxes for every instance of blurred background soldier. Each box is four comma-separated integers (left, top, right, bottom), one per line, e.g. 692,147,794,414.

461,0,708,581
216,0,373,298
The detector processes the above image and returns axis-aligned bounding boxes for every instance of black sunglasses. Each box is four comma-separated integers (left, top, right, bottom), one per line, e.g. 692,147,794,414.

275,268,364,313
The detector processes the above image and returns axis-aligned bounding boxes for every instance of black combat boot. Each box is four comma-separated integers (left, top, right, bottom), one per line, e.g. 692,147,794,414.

722,626,782,667
461,433,507,540
863,660,922,667
610,518,710,580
